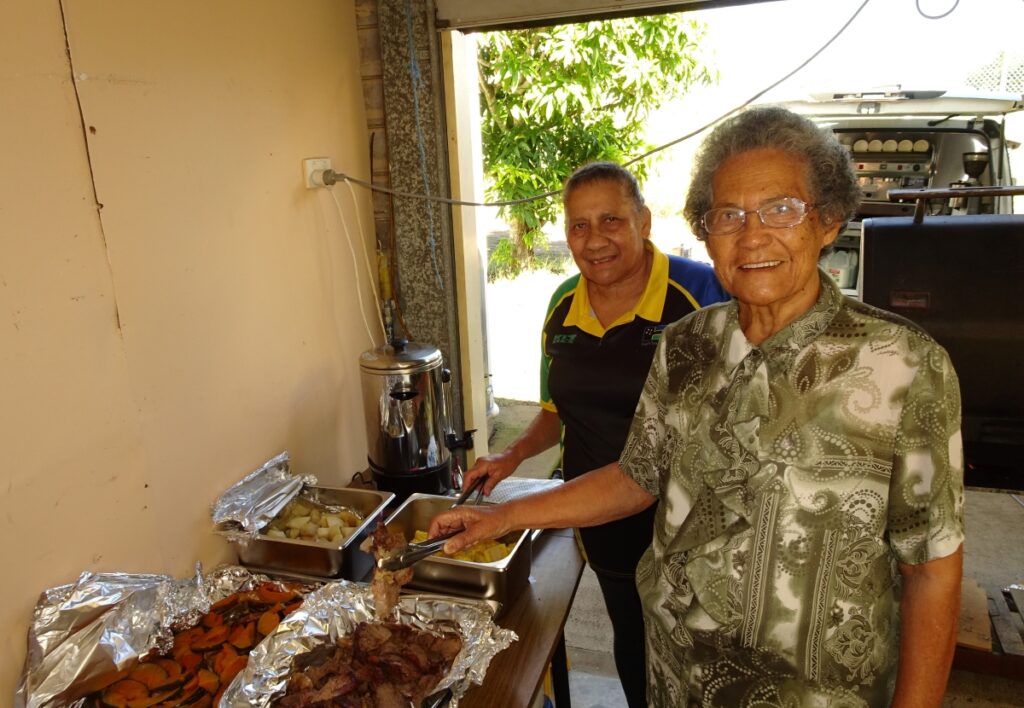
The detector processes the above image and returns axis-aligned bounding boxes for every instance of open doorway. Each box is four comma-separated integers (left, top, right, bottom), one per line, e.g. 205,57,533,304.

440,2,1024,704
444,0,1024,454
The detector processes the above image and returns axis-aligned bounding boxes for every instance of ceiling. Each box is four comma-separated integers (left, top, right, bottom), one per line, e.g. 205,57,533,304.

434,0,778,32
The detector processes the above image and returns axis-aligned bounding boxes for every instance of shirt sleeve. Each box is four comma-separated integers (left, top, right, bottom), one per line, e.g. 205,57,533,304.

886,341,965,565
618,334,670,497
539,292,558,414
539,338,556,413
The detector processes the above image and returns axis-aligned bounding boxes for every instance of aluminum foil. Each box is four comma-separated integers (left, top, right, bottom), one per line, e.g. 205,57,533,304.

15,565,307,708
223,579,518,707
212,451,318,544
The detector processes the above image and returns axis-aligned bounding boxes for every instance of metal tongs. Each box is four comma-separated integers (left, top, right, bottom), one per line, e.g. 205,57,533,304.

376,477,486,572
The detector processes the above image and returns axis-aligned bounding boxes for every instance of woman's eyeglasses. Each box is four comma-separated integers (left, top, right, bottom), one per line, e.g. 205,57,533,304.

701,196,816,236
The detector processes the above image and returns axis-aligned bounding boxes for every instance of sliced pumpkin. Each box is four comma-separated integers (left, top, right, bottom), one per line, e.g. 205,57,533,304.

256,608,281,637
218,654,248,686
212,643,239,676
132,686,184,708
196,668,220,695
190,624,229,651
100,679,149,708
178,651,202,674
128,662,169,690
200,611,223,628
153,659,184,684
209,594,238,612
255,583,297,604
228,621,256,650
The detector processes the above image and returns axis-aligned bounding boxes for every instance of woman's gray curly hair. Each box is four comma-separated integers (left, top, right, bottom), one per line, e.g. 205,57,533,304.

683,106,861,240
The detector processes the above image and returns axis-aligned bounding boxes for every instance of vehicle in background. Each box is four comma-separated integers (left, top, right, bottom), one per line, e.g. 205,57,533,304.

770,88,1023,293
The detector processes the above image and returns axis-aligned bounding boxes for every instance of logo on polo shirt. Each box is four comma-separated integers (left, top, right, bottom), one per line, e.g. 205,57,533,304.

552,334,577,344
641,325,666,346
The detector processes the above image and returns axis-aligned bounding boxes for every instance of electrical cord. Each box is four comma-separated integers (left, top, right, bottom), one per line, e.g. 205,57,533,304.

343,179,387,334
915,0,959,20
328,188,387,346
323,0,874,209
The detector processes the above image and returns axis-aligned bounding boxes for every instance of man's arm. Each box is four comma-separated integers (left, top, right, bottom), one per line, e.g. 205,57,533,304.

891,545,963,708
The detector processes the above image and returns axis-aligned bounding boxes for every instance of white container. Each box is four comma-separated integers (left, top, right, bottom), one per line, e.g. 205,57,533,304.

824,249,858,290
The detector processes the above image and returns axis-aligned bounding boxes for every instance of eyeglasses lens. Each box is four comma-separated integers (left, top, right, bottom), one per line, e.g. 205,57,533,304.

703,197,810,236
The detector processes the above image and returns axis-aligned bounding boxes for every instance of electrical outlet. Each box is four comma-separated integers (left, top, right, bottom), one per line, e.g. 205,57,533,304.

302,157,333,189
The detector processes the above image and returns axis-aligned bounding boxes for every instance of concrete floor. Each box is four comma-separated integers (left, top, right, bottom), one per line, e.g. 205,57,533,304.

488,399,1024,707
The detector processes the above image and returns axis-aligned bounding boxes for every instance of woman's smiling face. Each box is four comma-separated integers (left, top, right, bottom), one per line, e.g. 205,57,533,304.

705,148,840,329
564,179,651,289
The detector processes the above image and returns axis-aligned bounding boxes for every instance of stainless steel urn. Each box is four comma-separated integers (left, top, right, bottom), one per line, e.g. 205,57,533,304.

359,339,464,499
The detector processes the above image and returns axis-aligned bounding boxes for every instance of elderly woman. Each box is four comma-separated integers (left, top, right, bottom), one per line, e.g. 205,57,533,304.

433,107,964,706
464,161,727,706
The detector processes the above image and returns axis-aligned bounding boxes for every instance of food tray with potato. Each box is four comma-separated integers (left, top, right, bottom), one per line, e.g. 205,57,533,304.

234,486,394,580
383,494,531,616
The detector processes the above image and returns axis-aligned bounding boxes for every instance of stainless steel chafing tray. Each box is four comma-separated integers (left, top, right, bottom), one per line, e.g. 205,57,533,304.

234,486,393,579
383,493,531,612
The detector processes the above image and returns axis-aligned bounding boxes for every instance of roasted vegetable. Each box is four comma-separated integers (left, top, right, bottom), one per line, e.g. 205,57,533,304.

86,582,304,708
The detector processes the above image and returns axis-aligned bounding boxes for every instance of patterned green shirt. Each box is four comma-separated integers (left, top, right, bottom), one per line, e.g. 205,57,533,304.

619,270,965,706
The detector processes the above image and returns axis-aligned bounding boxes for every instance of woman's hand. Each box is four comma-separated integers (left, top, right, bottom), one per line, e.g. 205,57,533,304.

428,504,513,555
462,451,521,496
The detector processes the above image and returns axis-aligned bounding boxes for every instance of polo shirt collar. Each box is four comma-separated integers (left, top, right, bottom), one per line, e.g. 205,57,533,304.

563,241,668,337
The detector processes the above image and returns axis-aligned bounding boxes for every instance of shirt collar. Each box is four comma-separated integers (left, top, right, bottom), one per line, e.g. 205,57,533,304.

723,267,844,368
563,241,668,337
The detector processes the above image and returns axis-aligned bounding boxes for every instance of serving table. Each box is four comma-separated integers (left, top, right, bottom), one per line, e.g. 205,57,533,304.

460,527,585,708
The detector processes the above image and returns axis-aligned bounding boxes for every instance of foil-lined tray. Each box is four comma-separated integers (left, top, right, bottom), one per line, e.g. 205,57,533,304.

212,451,317,543
233,486,393,580
15,565,308,708
223,579,517,707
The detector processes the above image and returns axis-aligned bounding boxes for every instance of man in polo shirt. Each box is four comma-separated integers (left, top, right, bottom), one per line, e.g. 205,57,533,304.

462,162,728,706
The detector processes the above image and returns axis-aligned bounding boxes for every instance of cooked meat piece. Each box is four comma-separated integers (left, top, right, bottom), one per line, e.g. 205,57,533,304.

355,619,393,653
277,621,462,707
360,523,415,618
373,683,407,708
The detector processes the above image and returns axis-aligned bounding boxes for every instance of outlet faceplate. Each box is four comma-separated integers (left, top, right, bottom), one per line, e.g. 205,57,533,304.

302,157,333,189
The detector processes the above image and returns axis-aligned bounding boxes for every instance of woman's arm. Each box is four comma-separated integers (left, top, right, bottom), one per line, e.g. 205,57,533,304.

891,545,963,708
462,408,562,495
430,462,656,554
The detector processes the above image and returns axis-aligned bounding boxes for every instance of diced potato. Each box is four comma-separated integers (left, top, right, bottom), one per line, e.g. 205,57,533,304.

264,498,364,545
286,515,311,530
339,511,361,526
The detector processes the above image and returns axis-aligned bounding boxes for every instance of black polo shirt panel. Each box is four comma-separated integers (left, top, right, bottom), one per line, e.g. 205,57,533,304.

540,250,729,575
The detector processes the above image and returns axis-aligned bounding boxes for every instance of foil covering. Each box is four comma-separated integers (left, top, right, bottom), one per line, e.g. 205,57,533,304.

15,565,308,708
212,451,318,543
223,579,517,707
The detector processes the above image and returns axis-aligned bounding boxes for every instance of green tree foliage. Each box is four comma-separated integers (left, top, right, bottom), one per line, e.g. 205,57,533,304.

478,15,715,279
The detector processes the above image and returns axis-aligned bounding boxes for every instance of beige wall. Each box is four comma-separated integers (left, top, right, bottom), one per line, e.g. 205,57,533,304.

0,0,376,695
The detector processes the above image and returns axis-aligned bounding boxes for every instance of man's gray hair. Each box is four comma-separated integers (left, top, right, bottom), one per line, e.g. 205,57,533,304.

683,106,861,239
